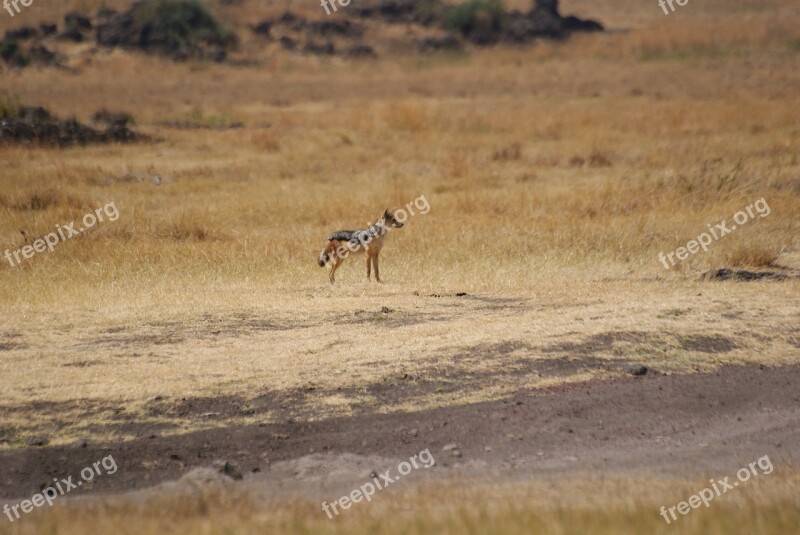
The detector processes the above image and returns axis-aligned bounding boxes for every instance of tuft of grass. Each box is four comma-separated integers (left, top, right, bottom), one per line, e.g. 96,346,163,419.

0,189,91,211
160,214,228,241
383,100,430,133
657,308,691,319
0,91,20,119
724,244,782,269
250,131,281,152
162,110,243,129
492,142,522,161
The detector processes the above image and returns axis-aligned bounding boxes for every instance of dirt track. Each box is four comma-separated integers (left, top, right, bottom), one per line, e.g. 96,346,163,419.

2,364,799,501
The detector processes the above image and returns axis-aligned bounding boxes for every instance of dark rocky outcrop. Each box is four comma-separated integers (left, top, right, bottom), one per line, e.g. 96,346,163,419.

0,105,144,147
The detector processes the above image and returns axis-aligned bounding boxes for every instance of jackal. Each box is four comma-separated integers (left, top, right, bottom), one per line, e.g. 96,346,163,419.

318,209,404,284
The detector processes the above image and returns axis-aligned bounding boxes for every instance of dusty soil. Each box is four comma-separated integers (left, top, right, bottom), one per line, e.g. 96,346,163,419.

2,363,798,501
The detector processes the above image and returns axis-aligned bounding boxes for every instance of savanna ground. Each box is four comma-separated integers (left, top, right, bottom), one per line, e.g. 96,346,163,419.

1,0,800,533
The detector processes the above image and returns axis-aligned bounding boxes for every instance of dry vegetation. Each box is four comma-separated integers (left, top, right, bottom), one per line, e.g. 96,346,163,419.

3,471,800,535
1,0,799,533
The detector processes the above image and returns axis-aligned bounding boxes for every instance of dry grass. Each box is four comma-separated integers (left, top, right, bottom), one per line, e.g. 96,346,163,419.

2,469,800,534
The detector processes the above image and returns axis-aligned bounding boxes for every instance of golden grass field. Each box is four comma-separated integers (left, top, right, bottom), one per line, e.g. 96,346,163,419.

1,0,800,533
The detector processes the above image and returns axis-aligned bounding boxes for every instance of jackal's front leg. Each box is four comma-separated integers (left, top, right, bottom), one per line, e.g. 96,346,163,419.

328,258,341,285
373,253,381,283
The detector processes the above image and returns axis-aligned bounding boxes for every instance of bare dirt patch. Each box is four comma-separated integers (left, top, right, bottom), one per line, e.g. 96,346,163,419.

541,330,655,355
2,364,799,499
679,334,738,353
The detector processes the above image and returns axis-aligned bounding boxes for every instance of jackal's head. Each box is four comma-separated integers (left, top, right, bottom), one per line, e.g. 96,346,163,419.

382,209,404,229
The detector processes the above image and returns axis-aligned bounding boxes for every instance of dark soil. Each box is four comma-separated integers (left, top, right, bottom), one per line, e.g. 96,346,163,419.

2,364,799,499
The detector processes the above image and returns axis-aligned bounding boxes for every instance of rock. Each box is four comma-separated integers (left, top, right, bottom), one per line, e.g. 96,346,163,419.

627,365,649,376
25,436,49,447
211,460,244,480
442,443,459,452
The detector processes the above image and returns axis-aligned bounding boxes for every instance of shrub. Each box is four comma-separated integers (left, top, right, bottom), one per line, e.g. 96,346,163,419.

444,0,504,36
132,0,232,49
0,40,29,68
98,0,235,58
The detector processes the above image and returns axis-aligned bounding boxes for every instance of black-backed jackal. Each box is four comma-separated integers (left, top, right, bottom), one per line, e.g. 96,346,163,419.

317,209,404,284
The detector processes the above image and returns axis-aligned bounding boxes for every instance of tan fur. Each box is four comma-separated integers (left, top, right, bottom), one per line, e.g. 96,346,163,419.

318,210,403,284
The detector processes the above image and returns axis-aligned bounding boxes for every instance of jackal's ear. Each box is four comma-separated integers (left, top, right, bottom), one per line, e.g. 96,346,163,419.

384,209,390,217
